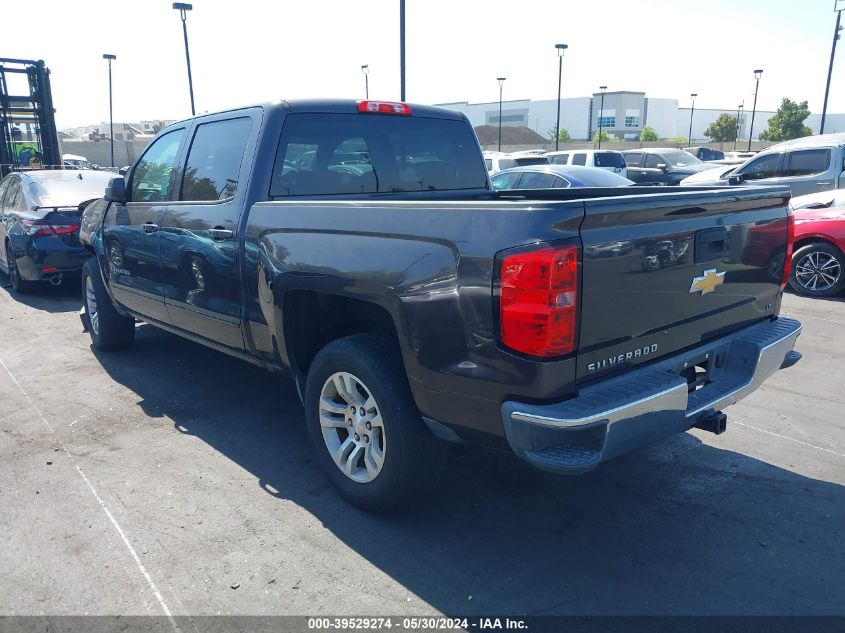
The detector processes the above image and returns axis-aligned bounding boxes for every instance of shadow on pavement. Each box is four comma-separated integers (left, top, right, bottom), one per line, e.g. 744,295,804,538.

0,271,82,314
92,325,845,616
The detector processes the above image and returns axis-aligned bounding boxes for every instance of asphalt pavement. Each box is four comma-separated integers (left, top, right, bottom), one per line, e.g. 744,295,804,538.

1,277,843,617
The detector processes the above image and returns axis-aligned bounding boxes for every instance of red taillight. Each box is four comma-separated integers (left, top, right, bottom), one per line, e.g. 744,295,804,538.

20,219,77,236
357,100,412,115
781,211,795,288
499,245,579,358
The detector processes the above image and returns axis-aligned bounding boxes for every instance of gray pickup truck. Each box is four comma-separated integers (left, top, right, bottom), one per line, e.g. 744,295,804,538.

79,99,802,510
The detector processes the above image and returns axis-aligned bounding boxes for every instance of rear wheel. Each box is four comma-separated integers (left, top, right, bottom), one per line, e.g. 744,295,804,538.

304,333,446,512
788,241,845,297
5,241,35,293
82,258,135,350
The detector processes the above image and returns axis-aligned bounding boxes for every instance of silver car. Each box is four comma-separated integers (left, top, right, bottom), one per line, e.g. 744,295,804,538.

680,133,845,196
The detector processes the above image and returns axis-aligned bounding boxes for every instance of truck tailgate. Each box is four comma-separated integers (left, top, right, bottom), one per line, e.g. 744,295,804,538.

576,187,791,383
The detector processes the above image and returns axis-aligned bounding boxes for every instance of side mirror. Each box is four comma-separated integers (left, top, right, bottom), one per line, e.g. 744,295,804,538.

727,174,744,186
656,163,668,172
105,176,127,203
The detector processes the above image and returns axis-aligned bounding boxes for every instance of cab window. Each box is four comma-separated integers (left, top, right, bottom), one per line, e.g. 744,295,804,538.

130,128,185,202
550,154,569,165
644,154,663,169
571,153,587,166
738,153,782,180
785,149,831,178
180,118,252,201
624,152,642,167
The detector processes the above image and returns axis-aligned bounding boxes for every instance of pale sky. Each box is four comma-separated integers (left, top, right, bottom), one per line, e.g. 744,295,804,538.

3,0,843,128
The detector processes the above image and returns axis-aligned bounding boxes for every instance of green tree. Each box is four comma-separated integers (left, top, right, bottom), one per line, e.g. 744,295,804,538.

704,114,738,142
592,129,610,143
758,98,812,141
548,127,571,143
639,126,659,142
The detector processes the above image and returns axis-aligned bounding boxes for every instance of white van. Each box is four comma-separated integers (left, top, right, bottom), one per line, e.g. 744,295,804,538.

545,150,627,178
483,151,550,174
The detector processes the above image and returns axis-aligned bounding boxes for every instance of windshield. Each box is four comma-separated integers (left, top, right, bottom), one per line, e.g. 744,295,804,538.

593,152,626,168
661,150,702,167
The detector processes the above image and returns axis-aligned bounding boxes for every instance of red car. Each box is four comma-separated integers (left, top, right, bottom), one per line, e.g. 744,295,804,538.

788,204,845,296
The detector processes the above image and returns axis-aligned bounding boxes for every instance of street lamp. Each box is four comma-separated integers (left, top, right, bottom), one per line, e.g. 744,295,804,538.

687,93,697,147
747,69,763,151
597,86,607,149
734,102,744,151
102,54,116,168
820,4,843,134
361,64,369,99
554,43,568,151
497,77,506,151
173,2,195,116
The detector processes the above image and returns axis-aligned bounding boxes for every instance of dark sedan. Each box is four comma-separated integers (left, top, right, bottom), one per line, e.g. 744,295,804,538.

490,164,634,191
622,148,717,185
0,170,112,292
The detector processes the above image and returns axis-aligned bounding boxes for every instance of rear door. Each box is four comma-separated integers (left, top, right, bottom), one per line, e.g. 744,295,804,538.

577,188,791,383
103,127,186,322
159,112,257,350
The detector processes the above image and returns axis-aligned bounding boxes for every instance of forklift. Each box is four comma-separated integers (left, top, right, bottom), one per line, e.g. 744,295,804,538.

0,58,61,178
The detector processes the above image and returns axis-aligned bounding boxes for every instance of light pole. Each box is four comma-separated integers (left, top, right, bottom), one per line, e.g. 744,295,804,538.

597,85,607,149
820,4,843,134
103,54,116,168
361,64,369,99
687,93,697,146
399,0,406,101
173,3,195,116
554,43,568,151
497,77,506,151
747,69,763,151
734,102,744,151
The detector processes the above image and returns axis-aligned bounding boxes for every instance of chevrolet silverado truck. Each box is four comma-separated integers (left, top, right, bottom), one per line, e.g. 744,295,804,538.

79,99,802,510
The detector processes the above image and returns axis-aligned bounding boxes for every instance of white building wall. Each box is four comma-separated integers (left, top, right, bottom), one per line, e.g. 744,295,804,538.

643,98,679,138
439,98,591,139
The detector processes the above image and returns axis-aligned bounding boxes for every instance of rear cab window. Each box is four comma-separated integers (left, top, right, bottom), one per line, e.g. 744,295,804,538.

594,152,625,168
785,149,831,178
550,154,569,165
624,152,643,167
271,114,487,196
572,153,587,166
180,117,253,201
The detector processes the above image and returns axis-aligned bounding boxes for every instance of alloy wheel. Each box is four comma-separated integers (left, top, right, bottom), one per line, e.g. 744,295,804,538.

793,250,841,292
85,276,100,336
318,371,386,483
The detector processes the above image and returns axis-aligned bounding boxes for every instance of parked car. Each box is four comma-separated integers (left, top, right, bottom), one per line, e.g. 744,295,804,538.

0,170,112,292
62,153,90,169
490,165,634,190
545,150,628,178
622,148,716,184
79,99,801,511
683,147,725,162
483,151,550,173
680,133,845,196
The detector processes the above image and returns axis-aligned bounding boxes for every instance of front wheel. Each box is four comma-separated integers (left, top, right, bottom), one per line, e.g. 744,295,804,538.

788,242,845,297
304,333,446,512
82,258,135,350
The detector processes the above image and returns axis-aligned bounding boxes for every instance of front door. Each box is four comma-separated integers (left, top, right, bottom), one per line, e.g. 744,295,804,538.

159,114,255,350
103,128,186,323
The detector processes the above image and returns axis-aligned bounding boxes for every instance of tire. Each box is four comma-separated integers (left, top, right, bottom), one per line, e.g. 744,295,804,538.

304,333,446,512
5,241,36,293
82,258,135,350
788,241,845,297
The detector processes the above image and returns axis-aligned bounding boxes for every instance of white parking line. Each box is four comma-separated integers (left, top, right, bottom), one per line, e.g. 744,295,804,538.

733,420,845,459
0,356,179,630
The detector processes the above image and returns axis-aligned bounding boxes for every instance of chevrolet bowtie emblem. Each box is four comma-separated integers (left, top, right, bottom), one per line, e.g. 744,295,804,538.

689,269,726,295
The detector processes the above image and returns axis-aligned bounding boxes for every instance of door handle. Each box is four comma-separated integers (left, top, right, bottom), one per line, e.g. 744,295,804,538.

142,222,159,233
209,227,234,241
816,182,830,186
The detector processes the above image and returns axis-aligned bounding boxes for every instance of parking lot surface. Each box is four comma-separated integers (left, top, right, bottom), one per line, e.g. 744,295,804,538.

1,279,843,617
